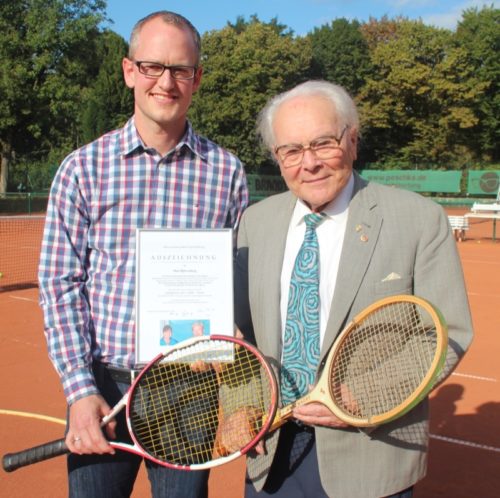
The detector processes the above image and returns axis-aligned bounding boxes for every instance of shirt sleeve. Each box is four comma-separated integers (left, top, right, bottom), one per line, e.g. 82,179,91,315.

38,154,99,405
228,159,249,235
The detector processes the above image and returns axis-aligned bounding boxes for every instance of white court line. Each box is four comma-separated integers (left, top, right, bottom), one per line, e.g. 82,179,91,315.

467,291,500,298
0,409,65,425
436,373,500,453
10,337,42,348
462,259,500,265
430,434,500,453
9,295,38,303
452,372,497,382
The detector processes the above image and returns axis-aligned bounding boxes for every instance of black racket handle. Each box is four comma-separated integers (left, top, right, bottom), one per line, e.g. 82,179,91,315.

2,438,69,472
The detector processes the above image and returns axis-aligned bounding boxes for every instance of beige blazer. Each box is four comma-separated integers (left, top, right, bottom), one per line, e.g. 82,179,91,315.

234,172,473,498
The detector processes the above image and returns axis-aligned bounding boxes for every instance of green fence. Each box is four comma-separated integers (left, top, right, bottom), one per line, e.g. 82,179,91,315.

246,170,500,206
467,171,500,196
359,170,462,193
0,192,49,214
246,174,287,202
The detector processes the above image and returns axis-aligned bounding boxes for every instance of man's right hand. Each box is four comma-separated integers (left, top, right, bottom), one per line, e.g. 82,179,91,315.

66,394,117,455
215,406,265,456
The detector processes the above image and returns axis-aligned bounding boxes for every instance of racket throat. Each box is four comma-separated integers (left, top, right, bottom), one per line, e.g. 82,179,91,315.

269,394,311,432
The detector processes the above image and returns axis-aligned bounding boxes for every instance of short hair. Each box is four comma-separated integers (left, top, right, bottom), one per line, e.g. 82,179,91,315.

128,11,202,65
257,80,359,153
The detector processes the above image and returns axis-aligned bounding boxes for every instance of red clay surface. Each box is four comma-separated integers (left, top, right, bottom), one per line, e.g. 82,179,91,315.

1,207,499,497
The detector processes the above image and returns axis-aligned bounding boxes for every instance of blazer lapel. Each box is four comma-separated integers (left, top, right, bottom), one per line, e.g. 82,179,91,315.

321,174,382,357
255,192,297,360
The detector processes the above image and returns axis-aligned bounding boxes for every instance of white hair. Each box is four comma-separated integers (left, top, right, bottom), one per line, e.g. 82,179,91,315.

257,80,359,152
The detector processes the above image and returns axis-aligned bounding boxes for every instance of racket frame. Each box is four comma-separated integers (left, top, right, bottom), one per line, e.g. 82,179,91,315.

124,334,279,470
272,294,448,429
2,334,279,472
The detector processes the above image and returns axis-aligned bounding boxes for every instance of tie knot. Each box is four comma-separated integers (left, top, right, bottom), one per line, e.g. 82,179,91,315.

304,212,326,230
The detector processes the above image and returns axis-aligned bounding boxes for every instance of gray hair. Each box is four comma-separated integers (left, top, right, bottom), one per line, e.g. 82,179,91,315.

257,80,359,152
128,11,202,65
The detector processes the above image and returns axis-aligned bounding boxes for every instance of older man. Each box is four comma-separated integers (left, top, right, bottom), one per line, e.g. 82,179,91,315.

234,81,473,498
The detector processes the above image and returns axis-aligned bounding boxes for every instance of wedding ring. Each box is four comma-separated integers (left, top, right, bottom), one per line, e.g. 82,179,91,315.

73,436,82,443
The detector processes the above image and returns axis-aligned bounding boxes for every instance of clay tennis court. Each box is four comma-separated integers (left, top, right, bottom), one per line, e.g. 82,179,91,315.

1,207,499,497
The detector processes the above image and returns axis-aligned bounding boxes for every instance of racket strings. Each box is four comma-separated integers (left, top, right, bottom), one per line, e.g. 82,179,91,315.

128,340,274,466
329,301,439,423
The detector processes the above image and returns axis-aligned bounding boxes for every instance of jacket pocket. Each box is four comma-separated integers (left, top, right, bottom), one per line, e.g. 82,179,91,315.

374,276,413,296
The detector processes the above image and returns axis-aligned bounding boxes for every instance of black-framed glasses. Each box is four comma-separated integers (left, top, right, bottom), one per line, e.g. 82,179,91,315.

134,61,198,80
275,125,349,168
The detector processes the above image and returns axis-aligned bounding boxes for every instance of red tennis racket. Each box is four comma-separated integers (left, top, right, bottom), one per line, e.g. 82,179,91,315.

2,335,278,472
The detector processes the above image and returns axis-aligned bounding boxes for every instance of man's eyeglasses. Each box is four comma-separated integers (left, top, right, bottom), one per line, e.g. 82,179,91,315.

274,125,349,168
134,61,198,80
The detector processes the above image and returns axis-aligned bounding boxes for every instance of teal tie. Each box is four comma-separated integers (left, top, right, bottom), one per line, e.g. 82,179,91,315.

281,212,326,405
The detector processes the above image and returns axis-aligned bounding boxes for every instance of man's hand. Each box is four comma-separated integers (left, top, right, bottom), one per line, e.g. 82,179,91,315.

292,382,360,428
215,406,265,456
292,402,350,428
66,394,116,455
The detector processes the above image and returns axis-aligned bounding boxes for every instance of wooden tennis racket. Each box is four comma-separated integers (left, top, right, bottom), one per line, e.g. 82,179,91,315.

216,294,448,455
2,335,278,472
270,294,448,429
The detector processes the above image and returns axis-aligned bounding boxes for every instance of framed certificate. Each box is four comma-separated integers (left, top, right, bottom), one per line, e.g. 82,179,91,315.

135,228,234,364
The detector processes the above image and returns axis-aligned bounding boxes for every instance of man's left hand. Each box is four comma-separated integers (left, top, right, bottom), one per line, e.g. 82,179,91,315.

292,402,350,428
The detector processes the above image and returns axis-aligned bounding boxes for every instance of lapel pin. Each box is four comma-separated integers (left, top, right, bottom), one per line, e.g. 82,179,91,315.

360,235,369,242
355,224,362,232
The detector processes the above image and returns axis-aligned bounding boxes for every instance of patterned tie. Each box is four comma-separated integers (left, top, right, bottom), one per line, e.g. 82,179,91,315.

281,212,326,405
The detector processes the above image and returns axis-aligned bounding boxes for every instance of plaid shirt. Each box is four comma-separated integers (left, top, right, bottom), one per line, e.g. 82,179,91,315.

39,118,248,404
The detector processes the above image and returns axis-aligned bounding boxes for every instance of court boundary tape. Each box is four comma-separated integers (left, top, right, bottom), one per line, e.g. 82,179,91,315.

0,409,65,425
430,433,500,453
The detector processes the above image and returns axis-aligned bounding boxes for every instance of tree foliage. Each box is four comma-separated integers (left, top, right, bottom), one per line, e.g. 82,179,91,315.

455,6,500,161
189,17,312,171
358,18,486,167
1,5,499,194
0,0,107,192
309,18,372,95
79,30,133,144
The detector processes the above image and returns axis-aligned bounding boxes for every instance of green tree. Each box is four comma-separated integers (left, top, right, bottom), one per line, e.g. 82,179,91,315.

0,0,107,193
79,30,133,143
308,18,372,95
455,5,500,162
227,14,292,36
358,19,486,168
189,18,312,171
361,15,401,50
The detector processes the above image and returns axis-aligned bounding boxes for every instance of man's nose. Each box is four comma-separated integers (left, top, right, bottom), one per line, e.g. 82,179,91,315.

301,148,321,169
157,68,176,89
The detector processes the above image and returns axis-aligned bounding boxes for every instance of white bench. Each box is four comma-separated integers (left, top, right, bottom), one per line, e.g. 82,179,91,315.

448,215,469,242
464,202,500,241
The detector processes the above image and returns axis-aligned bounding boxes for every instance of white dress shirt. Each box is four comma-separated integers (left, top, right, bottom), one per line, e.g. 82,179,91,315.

280,173,354,348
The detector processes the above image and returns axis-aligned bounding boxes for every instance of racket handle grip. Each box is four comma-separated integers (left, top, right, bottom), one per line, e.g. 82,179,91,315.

2,438,69,472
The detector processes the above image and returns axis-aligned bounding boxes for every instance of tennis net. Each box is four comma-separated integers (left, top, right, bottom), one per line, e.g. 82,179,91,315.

0,215,45,290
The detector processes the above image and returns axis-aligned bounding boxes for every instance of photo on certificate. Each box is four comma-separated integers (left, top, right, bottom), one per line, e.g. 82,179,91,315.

135,228,234,364
159,319,210,346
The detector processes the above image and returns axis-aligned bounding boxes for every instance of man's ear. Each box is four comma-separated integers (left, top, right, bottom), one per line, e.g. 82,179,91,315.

122,58,136,89
191,66,203,93
349,127,359,161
